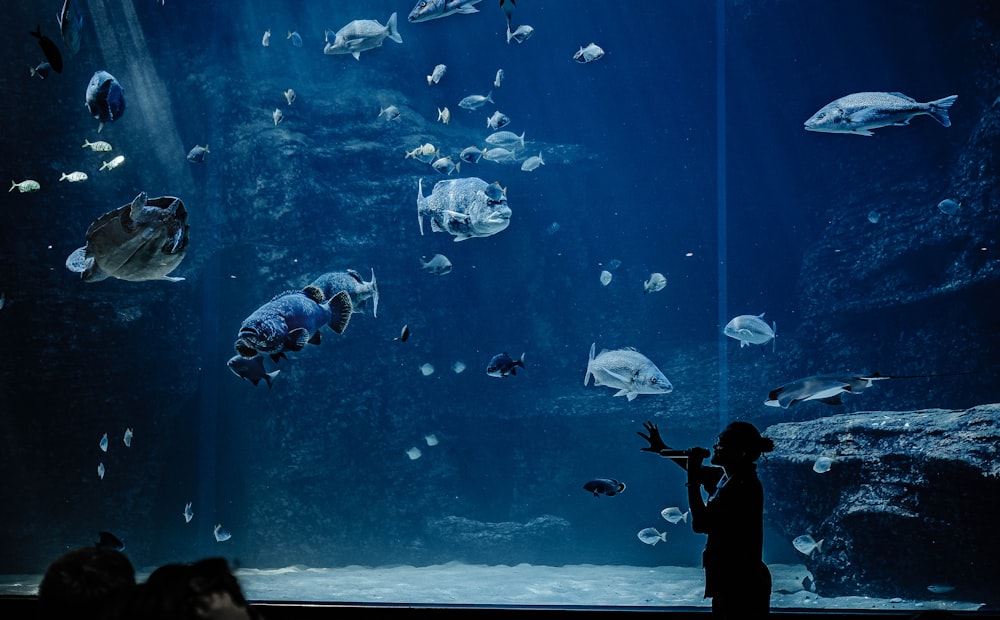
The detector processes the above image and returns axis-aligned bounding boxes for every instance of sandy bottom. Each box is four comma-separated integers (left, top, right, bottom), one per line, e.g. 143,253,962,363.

0,563,982,611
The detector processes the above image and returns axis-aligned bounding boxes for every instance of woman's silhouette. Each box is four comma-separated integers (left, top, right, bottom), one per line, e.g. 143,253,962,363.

639,420,774,618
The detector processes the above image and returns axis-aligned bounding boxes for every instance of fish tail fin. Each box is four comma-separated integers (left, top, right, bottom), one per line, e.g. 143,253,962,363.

417,178,426,235
327,290,353,334
81,139,90,148
486,90,494,104
772,321,777,353
928,95,958,127
9,181,15,192
386,12,402,44
264,369,280,388
584,342,596,386
369,268,379,318
518,352,526,367
506,24,513,44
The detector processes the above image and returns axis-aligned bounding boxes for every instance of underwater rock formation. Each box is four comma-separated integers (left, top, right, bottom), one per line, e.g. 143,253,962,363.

760,405,1000,605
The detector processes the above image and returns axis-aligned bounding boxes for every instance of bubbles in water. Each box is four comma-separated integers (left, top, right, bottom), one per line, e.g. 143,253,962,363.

937,198,960,215
867,210,880,224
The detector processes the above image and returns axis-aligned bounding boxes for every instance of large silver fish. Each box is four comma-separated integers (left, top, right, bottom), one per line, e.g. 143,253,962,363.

323,13,402,60
804,92,958,137
234,287,352,361
308,268,379,318
416,177,511,242
408,0,482,23
584,343,672,401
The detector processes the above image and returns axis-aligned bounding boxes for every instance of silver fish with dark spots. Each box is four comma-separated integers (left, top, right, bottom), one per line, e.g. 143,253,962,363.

804,92,958,137
416,177,512,242
309,268,379,317
584,342,672,401
234,287,352,361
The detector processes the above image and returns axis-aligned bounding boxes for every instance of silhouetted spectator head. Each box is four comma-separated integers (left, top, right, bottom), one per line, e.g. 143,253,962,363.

38,546,136,620
714,420,775,465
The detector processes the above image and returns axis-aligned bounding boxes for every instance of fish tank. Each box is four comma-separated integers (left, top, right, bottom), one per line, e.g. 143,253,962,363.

1,0,998,616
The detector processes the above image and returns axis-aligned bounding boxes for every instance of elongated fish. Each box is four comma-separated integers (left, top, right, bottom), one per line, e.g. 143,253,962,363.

804,92,958,136
408,0,482,23
764,371,971,408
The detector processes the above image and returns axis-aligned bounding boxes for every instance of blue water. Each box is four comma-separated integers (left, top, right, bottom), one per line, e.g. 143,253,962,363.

0,0,997,609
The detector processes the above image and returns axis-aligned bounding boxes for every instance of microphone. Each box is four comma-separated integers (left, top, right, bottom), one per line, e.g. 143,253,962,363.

659,448,711,459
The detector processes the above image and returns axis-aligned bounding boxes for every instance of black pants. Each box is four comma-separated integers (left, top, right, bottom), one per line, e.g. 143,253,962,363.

707,562,771,619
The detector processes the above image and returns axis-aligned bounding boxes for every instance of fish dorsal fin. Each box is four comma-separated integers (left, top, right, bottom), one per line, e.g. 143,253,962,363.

346,268,363,282
268,289,300,302
302,284,325,303
818,394,845,405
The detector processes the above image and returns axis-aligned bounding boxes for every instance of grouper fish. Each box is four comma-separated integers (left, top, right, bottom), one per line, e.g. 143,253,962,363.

417,177,512,242
309,268,379,318
234,286,352,361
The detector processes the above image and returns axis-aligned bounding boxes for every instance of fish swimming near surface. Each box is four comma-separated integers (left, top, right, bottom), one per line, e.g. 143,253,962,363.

763,371,969,408
186,145,210,163
57,0,83,55
487,352,525,377
583,478,626,497
29,25,63,73
723,313,777,351
234,287,353,361
85,71,126,132
584,343,672,401
408,0,482,22
804,92,958,137
323,13,402,60
309,268,379,318
417,177,512,242
96,531,124,551
227,354,280,387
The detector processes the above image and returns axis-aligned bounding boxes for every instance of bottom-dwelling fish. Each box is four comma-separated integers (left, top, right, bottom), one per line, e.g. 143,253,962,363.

234,286,352,361
309,268,379,318
584,343,672,401
583,478,626,497
227,354,280,387
487,352,525,377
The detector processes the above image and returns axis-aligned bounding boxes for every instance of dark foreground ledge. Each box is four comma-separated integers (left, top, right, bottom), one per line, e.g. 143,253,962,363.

2,598,999,620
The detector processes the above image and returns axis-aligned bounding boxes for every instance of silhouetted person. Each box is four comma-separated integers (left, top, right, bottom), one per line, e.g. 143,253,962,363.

38,545,136,620
639,420,774,618
108,557,259,620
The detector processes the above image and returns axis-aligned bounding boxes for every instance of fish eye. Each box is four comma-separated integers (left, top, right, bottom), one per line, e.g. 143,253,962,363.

816,112,825,119
650,377,658,384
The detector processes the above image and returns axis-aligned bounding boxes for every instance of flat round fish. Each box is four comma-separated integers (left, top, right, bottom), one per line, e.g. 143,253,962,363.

66,193,189,282
86,70,126,124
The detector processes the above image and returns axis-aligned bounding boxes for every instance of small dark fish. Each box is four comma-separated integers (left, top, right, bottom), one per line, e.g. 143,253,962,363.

395,324,410,342
227,355,279,387
583,478,626,497
186,144,210,163
29,25,63,73
500,0,515,25
487,352,524,377
96,530,124,551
